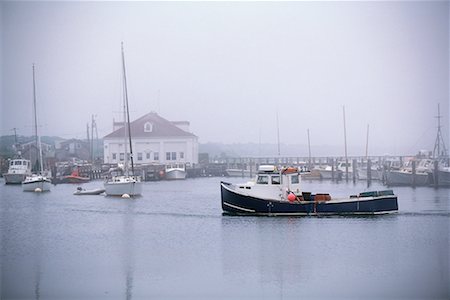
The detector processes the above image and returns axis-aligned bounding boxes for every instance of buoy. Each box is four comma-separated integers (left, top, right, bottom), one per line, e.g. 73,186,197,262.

122,193,130,198
34,188,42,193
287,192,296,202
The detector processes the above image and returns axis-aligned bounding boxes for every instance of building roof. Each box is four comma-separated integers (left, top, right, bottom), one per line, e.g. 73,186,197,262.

104,112,197,139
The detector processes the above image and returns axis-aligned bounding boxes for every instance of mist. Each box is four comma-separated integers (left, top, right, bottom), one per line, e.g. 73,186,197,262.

1,1,448,156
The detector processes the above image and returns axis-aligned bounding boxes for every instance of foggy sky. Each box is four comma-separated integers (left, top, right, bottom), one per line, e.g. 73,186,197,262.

1,1,448,156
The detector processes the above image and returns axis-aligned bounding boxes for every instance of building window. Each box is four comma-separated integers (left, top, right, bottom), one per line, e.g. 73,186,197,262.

180,152,184,159
119,153,124,161
171,152,177,160
137,153,143,161
112,153,117,160
146,152,150,159
154,152,159,161
166,152,171,160
144,122,153,132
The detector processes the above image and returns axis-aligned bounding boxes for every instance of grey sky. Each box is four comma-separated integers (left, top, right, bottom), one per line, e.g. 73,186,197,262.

1,1,448,156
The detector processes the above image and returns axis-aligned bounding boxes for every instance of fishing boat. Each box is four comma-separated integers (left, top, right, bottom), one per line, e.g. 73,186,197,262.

165,163,187,180
386,158,432,186
104,43,142,197
221,165,398,216
59,166,90,184
22,64,51,192
437,166,450,186
3,158,32,184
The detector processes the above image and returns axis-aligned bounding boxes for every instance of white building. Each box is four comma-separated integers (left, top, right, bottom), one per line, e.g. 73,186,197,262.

103,112,198,166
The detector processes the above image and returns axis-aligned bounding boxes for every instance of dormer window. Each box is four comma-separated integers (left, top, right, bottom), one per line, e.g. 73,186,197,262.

144,122,153,132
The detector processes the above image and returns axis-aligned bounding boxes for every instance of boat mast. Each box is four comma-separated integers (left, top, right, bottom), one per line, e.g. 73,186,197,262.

433,103,447,159
307,128,312,169
365,124,369,159
276,110,280,157
32,64,44,174
343,106,348,180
121,42,135,175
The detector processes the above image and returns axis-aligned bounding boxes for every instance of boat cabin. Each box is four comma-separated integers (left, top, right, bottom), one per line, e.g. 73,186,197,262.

235,165,302,201
8,159,31,173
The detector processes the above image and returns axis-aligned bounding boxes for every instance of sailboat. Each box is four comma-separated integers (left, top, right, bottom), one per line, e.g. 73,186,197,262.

22,64,51,192
104,43,142,196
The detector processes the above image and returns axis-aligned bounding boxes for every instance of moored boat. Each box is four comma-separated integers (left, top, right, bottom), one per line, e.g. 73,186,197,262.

22,64,51,192
104,43,142,197
58,167,90,184
22,174,52,192
3,158,32,184
73,187,106,195
165,163,187,180
221,165,398,216
437,167,450,186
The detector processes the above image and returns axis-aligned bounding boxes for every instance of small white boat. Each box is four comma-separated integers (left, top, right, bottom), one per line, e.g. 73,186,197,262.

3,158,32,184
22,174,51,192
165,163,187,180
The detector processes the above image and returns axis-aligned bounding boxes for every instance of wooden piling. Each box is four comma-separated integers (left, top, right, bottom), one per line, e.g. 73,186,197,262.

411,160,416,187
352,159,357,182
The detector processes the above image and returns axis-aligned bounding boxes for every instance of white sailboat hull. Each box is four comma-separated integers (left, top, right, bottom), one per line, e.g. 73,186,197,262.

22,176,51,192
104,179,142,196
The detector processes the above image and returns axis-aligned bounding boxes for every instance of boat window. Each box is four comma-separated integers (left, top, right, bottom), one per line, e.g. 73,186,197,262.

291,175,299,184
271,175,281,185
257,175,269,184
15,161,22,165
10,161,14,166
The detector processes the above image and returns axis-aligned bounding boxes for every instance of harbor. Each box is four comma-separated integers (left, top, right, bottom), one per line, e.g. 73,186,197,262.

1,1,449,299
1,177,448,299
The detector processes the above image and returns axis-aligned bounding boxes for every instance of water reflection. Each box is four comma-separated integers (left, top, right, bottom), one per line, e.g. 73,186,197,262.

32,195,43,300
123,200,135,300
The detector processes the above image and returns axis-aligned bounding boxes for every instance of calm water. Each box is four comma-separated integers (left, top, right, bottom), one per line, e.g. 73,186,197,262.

1,177,449,299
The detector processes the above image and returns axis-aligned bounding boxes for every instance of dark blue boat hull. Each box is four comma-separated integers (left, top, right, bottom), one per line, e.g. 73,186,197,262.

221,182,398,216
